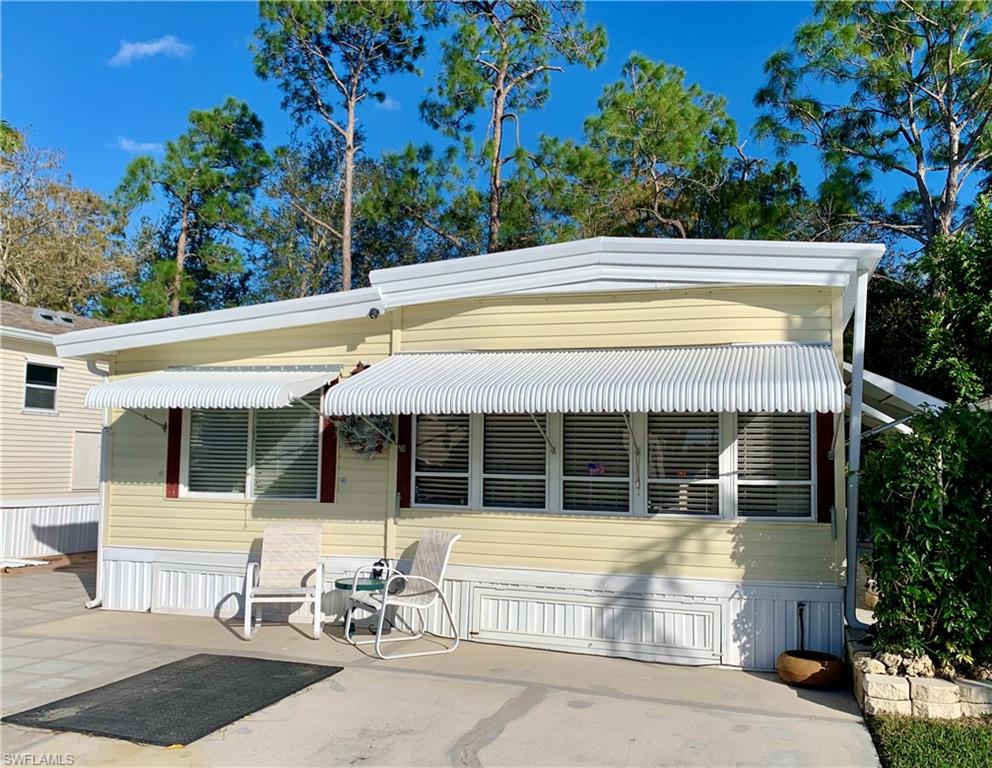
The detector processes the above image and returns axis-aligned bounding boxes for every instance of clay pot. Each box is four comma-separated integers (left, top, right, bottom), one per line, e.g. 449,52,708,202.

776,650,846,688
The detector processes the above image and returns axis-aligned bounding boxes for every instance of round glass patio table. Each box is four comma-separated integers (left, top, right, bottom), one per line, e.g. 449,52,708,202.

334,577,386,592
336,577,387,638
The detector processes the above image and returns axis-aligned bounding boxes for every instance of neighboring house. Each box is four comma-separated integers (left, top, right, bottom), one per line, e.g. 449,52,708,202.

0,301,110,560
53,237,886,670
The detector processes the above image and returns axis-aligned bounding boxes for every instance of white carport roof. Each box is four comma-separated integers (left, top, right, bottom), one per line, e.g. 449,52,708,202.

85,366,341,410
322,344,844,416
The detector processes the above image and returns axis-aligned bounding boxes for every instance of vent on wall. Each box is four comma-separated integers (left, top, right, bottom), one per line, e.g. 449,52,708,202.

32,308,76,327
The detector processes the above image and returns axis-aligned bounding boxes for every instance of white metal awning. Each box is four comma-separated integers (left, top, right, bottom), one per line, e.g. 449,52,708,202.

322,345,843,416
85,365,342,409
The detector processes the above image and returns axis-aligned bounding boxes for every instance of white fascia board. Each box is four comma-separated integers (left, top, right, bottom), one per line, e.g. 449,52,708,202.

370,237,884,286
53,287,384,359
0,326,56,345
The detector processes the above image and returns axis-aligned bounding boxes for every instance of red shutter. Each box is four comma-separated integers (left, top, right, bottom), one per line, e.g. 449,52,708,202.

320,383,338,503
397,414,413,508
165,408,183,499
816,412,836,523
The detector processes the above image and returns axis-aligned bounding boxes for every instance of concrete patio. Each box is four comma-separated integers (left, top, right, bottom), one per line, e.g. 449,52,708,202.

1,560,879,767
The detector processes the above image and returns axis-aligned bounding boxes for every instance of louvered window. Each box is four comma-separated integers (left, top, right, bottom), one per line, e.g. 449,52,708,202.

562,414,631,513
736,413,813,518
414,414,470,506
187,409,249,494
252,391,320,499
647,413,720,515
482,414,547,510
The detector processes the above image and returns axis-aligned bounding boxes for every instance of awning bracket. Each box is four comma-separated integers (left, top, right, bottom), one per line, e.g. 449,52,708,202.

361,415,404,453
622,413,642,491
124,409,167,432
530,413,556,455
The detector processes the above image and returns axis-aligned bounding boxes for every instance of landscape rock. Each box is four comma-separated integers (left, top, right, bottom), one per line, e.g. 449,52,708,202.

854,657,886,675
911,700,961,719
864,697,912,716
909,677,959,704
903,655,935,678
864,673,910,701
876,652,902,674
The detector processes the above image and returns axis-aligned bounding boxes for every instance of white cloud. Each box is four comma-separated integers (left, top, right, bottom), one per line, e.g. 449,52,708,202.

115,137,164,155
375,96,401,112
109,35,192,67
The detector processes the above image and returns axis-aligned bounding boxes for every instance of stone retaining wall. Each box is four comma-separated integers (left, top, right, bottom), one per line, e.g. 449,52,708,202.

848,642,992,720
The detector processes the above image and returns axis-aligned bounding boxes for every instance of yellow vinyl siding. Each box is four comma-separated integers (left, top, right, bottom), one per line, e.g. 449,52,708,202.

0,336,106,500
393,512,837,583
101,285,844,584
106,409,388,556
400,287,833,351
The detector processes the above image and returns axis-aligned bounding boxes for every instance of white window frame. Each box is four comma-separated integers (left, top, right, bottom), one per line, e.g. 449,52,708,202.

730,412,817,522
558,412,636,517
411,413,473,509
23,361,60,415
644,412,723,519
407,411,817,522
479,413,551,513
178,404,323,503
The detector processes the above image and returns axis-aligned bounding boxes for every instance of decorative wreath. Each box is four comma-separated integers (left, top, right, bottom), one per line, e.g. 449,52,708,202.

334,414,394,459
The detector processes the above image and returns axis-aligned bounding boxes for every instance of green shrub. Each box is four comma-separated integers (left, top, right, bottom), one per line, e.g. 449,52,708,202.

861,405,992,669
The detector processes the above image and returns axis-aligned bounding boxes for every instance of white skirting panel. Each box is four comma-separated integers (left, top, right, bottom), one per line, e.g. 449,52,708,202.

1,497,99,559
98,546,843,670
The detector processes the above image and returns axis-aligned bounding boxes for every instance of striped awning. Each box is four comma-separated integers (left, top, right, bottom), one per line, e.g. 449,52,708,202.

85,366,341,410
322,345,843,416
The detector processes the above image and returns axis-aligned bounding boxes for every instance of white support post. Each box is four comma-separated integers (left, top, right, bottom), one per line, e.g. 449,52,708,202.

845,271,871,631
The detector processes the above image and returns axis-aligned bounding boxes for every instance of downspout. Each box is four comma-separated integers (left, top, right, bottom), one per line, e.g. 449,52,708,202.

845,272,871,631
85,358,110,609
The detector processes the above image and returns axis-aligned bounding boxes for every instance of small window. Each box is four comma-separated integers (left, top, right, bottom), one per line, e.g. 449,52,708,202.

647,413,720,515
414,414,470,506
562,413,631,513
252,392,320,499
736,413,813,518
483,414,547,510
24,363,58,411
188,409,250,495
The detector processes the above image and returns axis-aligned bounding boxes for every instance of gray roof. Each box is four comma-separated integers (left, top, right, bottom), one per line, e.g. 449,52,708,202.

0,300,111,336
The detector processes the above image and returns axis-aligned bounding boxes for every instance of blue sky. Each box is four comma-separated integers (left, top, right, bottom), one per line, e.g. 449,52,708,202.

4,1,823,199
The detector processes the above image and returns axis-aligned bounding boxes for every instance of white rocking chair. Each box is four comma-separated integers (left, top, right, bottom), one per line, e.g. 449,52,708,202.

345,529,461,659
243,522,324,640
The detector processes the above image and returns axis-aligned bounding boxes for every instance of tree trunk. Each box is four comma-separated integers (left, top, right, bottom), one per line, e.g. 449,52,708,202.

340,99,356,291
487,73,507,254
170,202,190,317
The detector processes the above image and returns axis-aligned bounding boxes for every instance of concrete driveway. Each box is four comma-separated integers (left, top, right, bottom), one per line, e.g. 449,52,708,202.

1,560,879,767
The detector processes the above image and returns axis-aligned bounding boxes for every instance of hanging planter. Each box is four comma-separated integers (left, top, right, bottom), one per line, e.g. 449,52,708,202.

335,415,393,459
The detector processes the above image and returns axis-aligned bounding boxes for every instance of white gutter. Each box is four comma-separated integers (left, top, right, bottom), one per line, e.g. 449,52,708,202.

0,325,56,344
85,358,110,609
845,271,871,631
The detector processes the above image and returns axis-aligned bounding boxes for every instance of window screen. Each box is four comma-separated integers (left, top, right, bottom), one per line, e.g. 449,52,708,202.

252,392,321,499
414,414,470,506
737,413,812,517
482,414,547,510
188,409,249,494
647,413,719,515
562,413,630,513
24,363,58,411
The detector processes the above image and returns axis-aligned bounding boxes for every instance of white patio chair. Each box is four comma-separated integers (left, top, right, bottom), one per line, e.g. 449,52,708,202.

243,522,324,640
345,529,461,659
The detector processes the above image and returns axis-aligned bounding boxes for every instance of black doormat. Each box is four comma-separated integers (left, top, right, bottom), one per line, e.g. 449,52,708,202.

2,653,342,747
